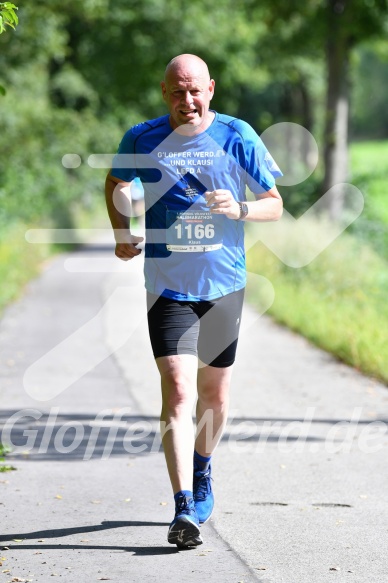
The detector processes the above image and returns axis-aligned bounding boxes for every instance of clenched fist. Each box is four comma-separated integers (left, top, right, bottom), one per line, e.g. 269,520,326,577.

205,189,241,220
115,234,144,261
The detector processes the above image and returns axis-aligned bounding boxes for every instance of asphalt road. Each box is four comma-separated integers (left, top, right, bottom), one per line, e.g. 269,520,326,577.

1,244,388,583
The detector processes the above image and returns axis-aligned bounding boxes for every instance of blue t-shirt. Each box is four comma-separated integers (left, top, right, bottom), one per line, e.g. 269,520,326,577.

111,112,282,301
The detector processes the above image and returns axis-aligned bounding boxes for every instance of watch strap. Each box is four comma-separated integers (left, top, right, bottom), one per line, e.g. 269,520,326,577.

236,201,248,221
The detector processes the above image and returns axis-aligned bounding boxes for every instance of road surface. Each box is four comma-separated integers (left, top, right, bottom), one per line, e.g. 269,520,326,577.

1,244,388,583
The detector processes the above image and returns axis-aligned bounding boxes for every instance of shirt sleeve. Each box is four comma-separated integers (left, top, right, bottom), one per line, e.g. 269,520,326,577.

235,120,283,196
110,129,138,183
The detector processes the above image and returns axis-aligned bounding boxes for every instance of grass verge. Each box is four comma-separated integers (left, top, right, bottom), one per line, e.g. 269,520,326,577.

0,222,54,317
0,199,107,317
350,140,388,225
246,216,388,385
349,140,388,258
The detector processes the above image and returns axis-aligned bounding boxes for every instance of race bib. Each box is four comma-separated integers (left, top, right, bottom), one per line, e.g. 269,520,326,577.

166,210,223,252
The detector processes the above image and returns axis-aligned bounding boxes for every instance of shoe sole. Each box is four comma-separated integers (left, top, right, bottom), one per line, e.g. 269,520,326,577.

168,516,203,548
198,512,212,525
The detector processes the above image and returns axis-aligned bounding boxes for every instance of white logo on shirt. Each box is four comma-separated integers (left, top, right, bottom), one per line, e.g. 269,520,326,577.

264,152,280,172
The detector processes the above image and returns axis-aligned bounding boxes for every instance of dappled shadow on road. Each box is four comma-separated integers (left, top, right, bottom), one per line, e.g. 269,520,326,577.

0,410,160,461
1,409,386,462
0,520,170,543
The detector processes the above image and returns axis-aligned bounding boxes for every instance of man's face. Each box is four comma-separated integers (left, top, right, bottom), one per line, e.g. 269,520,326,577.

161,67,215,134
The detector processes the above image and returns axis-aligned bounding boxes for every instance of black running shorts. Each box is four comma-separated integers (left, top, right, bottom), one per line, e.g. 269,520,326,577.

146,288,244,368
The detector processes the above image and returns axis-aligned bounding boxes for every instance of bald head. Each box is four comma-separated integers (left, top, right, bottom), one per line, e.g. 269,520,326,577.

161,54,215,134
164,54,211,84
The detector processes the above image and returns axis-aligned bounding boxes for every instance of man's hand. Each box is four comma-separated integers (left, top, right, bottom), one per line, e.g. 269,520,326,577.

205,189,240,220
115,235,144,261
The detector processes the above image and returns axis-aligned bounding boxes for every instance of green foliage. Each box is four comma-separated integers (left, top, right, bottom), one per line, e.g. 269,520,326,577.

0,443,11,456
0,72,118,230
0,1,264,231
253,0,388,50
0,1,123,232
0,442,16,472
0,0,288,234
0,2,17,92
58,0,267,119
0,2,18,34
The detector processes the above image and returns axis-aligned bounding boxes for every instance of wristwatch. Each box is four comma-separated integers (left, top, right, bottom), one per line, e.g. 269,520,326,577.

236,201,248,221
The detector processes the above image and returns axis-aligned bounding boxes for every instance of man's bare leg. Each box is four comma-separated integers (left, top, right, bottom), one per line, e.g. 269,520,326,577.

192,364,234,524
156,354,198,494
195,364,234,456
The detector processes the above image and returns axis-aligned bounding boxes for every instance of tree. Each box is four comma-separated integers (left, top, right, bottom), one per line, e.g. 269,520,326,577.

322,0,388,219
247,0,388,219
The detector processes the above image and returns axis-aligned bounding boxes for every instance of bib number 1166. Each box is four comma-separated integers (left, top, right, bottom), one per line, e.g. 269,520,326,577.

166,209,223,252
174,223,215,240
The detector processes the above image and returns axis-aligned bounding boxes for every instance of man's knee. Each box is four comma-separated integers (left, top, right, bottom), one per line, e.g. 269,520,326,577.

160,366,197,412
199,392,229,411
197,367,232,409
158,355,197,409
162,382,192,411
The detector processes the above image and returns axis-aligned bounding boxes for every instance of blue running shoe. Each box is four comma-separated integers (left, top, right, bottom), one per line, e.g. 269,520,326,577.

193,464,214,524
167,495,203,548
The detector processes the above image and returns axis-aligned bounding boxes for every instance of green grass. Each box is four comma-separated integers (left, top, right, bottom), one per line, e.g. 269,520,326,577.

0,222,52,317
350,140,388,176
349,140,388,256
245,140,388,384
0,202,111,318
246,216,388,384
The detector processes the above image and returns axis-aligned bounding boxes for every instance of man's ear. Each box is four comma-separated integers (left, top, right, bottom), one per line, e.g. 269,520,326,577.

161,81,167,101
209,79,215,100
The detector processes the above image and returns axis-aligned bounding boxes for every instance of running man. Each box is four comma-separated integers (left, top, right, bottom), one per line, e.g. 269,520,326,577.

105,54,283,548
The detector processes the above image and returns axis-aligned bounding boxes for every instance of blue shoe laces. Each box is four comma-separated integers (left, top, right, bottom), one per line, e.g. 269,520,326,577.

175,495,196,517
193,468,212,501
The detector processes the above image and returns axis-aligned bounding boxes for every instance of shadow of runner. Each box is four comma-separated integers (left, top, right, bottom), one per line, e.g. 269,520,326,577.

0,520,170,542
1,544,179,555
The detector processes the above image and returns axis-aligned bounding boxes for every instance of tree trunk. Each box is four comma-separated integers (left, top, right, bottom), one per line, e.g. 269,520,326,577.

322,0,351,220
299,78,317,171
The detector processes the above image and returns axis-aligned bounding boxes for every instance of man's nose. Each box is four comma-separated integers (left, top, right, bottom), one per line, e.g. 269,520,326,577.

181,91,193,104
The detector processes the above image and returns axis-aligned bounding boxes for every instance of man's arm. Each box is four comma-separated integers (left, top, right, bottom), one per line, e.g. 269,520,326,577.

105,172,144,261
205,186,283,222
